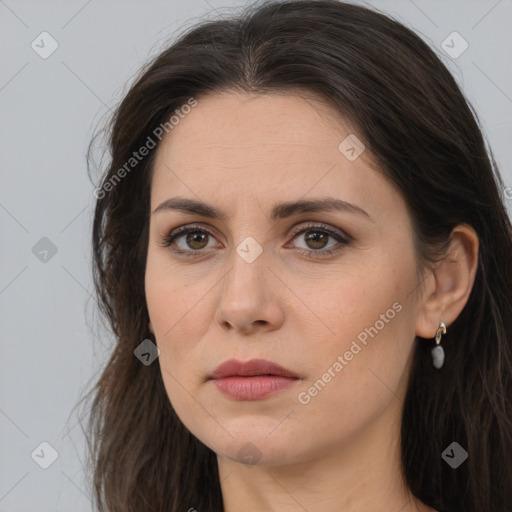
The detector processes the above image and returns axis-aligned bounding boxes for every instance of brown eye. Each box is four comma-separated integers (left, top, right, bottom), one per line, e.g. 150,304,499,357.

184,231,210,250
161,223,350,259
287,224,350,258
303,231,330,250
161,225,218,254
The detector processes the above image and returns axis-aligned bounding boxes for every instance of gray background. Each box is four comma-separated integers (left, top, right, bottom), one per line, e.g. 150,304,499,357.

1,0,511,510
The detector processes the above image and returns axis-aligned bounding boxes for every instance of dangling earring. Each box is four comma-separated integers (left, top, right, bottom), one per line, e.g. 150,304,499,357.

431,321,446,369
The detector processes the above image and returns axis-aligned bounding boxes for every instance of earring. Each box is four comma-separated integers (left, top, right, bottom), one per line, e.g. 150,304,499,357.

431,321,446,369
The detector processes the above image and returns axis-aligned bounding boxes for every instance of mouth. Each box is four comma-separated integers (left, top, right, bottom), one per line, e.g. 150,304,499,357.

210,358,299,379
210,359,300,400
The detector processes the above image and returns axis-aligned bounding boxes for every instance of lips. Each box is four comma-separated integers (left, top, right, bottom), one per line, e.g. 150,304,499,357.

210,359,300,401
211,358,299,380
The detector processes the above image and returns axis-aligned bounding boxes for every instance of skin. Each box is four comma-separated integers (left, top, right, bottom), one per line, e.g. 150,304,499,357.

145,91,479,512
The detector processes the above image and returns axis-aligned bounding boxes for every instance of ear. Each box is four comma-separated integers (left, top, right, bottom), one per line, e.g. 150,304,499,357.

415,224,479,338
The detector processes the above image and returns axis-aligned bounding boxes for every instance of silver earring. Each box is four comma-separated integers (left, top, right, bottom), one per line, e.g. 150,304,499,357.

431,321,446,369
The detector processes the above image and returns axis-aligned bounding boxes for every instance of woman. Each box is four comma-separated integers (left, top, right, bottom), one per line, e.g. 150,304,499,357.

84,1,512,511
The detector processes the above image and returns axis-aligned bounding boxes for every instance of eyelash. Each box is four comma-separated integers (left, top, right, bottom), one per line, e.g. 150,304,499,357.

158,223,351,259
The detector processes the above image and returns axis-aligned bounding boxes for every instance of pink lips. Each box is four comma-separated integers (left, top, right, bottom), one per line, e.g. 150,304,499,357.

210,358,300,400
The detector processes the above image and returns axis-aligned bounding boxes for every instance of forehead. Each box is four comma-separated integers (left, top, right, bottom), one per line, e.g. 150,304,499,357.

154,91,354,164
150,91,399,221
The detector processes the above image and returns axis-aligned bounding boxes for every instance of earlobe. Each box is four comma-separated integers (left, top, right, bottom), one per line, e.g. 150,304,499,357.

415,223,479,339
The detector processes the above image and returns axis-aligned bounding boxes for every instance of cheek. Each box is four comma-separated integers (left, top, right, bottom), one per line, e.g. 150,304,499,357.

145,251,215,387
145,247,197,334
145,255,191,371
295,306,413,444
145,270,203,425
300,255,416,406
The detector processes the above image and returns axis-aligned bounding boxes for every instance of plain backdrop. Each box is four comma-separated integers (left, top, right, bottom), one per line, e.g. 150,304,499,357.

1,0,511,510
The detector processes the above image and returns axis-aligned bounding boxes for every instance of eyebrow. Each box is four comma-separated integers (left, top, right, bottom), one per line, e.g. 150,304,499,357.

152,196,374,223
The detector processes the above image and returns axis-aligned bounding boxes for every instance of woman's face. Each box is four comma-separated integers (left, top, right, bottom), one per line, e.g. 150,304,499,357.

145,91,425,467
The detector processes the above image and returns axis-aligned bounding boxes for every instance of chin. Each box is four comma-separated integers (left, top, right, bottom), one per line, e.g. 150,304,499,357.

198,426,303,467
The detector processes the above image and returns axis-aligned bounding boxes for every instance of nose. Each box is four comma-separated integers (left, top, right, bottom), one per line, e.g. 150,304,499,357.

214,244,284,335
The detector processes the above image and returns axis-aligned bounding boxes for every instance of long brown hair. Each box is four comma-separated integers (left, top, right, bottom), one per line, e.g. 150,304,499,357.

82,1,512,510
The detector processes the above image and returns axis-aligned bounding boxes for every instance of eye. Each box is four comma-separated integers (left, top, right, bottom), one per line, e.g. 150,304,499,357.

159,224,218,254
285,224,350,258
159,222,350,258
